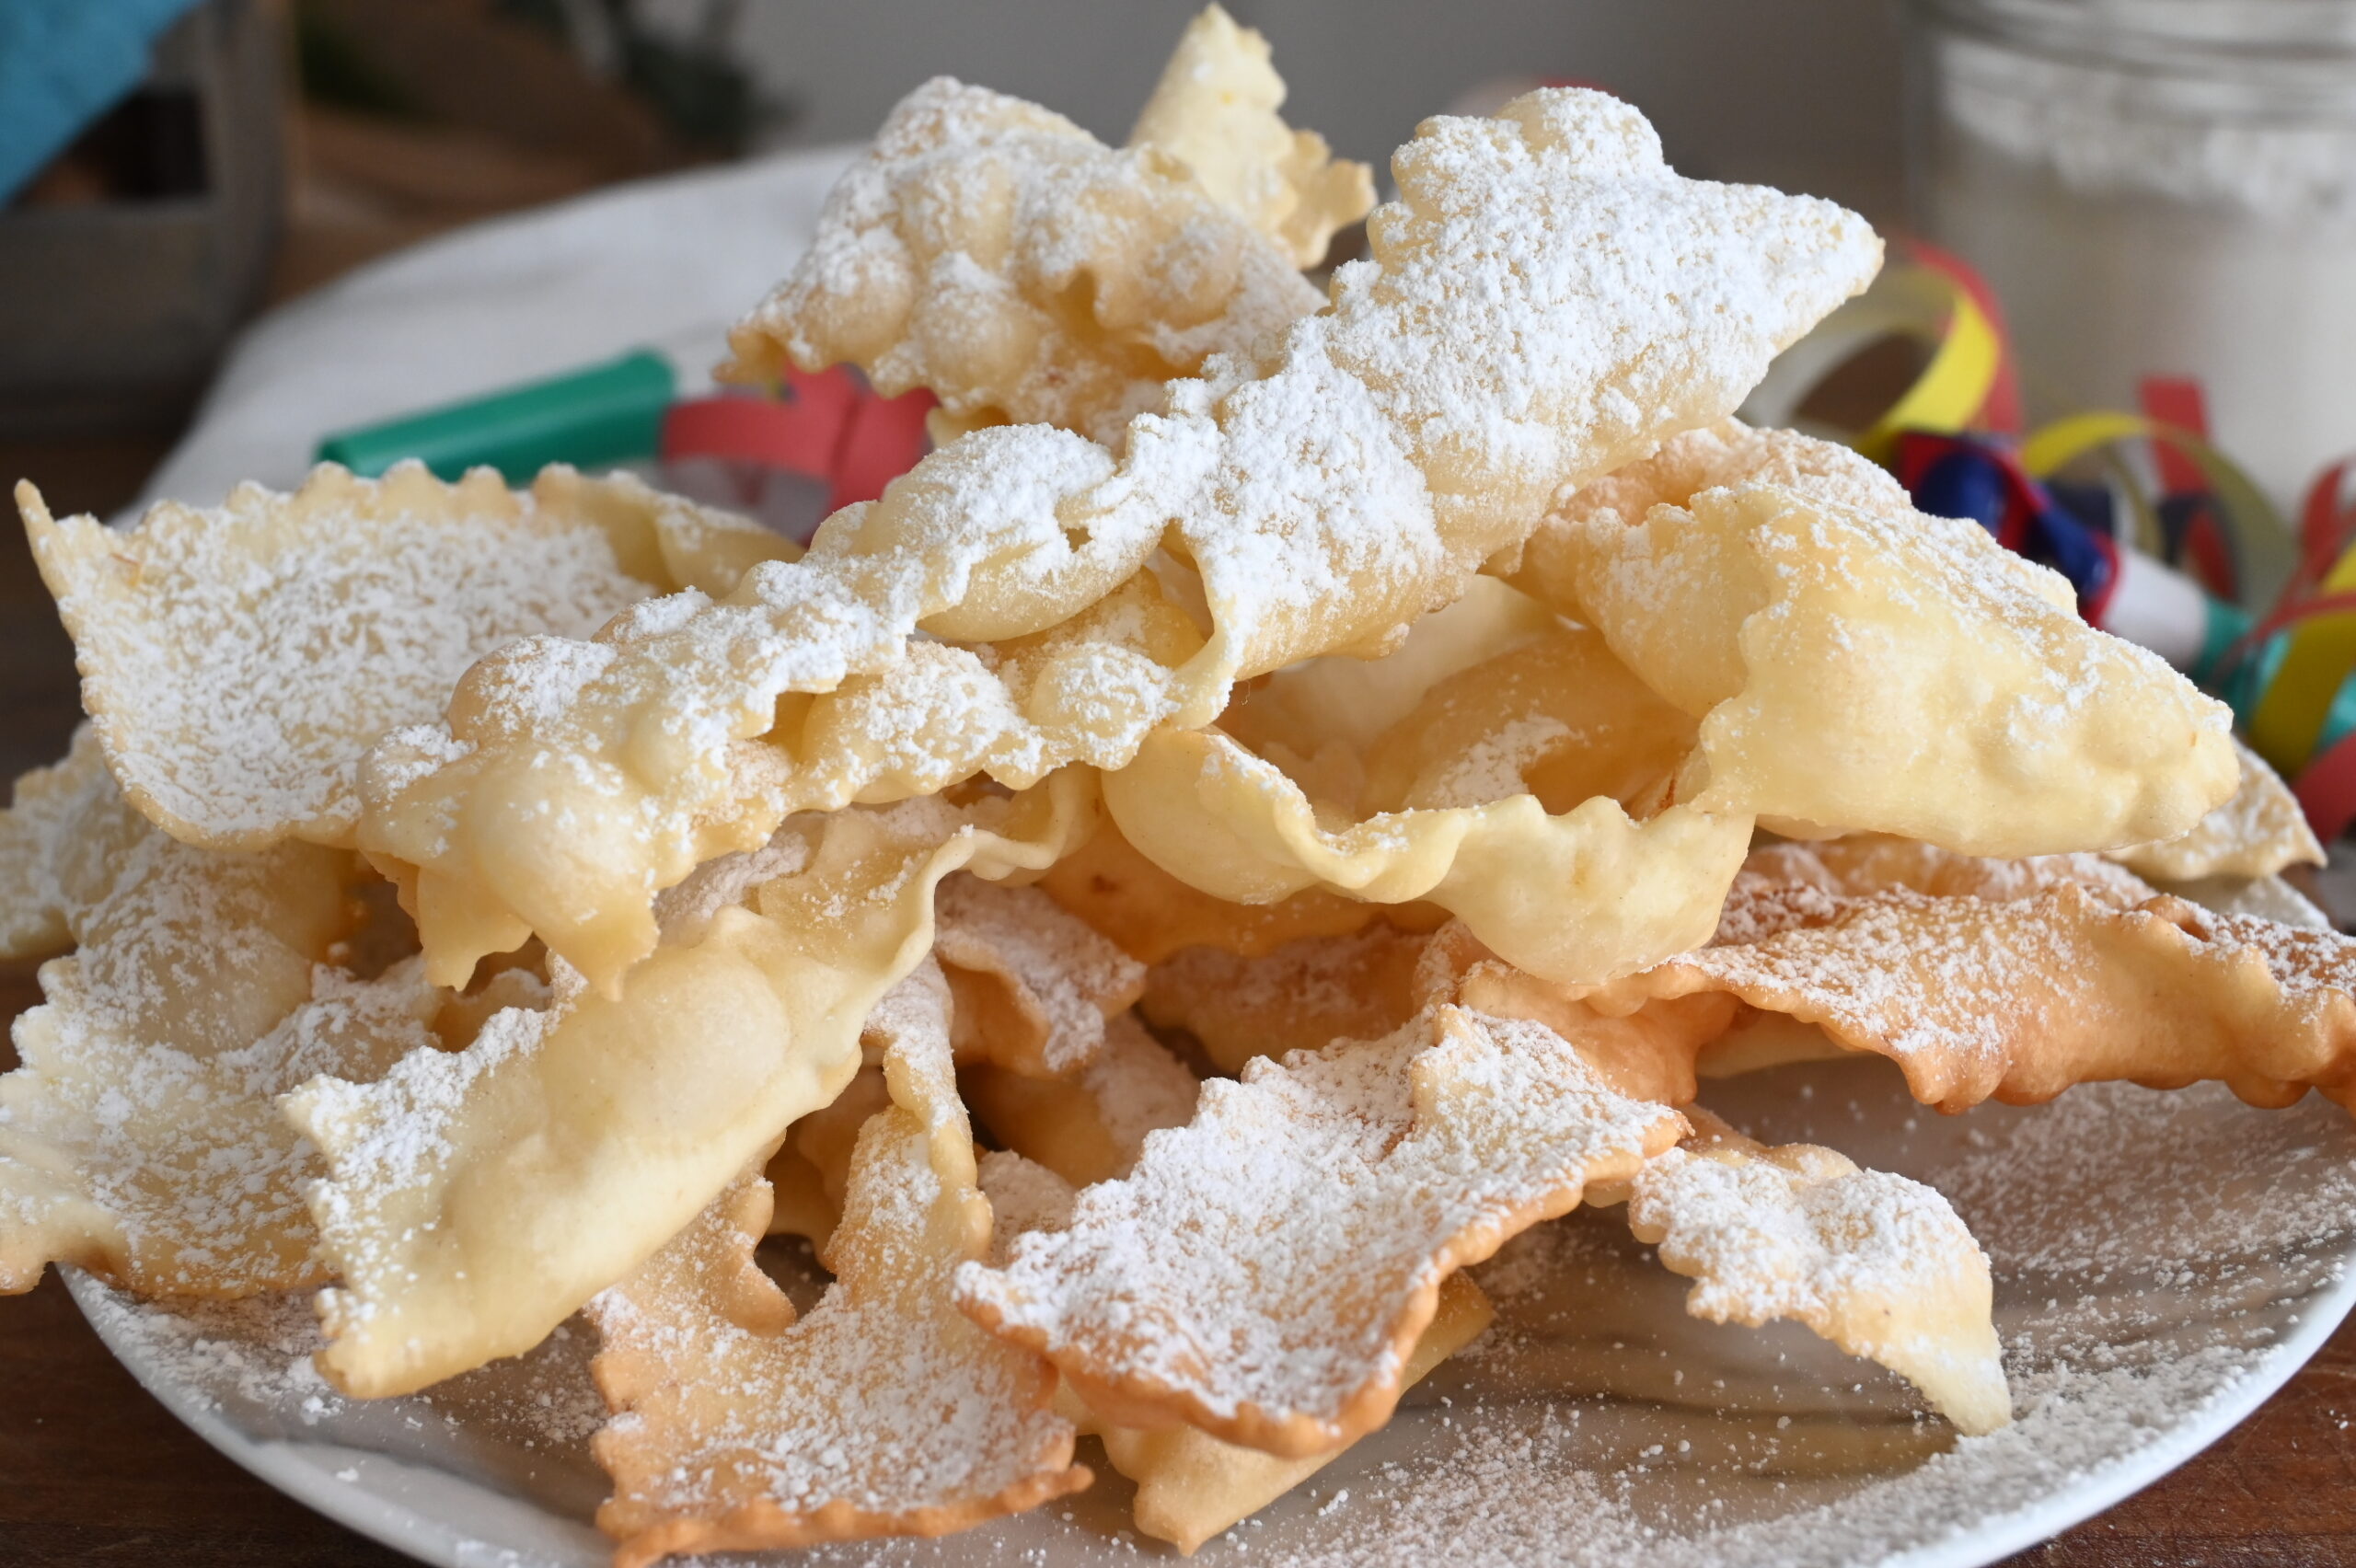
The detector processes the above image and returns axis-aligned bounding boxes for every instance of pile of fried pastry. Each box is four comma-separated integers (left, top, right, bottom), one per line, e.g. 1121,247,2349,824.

2,9,2346,1563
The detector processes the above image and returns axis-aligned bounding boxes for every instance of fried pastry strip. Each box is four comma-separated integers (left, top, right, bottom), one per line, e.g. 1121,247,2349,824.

994,1144,1488,1544
0,771,434,1297
955,1003,1685,1457
1575,880,2356,1114
1515,422,2237,856
1106,417,2237,982
286,774,1096,1397
20,464,787,852
0,725,112,961
1626,1113,2010,1435
1439,954,1739,1108
589,962,1088,1566
727,73,1325,446
1126,5,1374,269
977,1150,1496,1554
1143,895,2011,1436
361,87,1879,994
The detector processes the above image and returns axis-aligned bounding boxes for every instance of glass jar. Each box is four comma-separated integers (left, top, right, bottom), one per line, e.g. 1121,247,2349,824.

1906,0,2356,506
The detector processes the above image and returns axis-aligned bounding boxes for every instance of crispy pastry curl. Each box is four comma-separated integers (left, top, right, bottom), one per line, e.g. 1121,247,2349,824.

724,75,1324,446
1512,422,2237,857
1126,4,1373,269
1105,586,1750,986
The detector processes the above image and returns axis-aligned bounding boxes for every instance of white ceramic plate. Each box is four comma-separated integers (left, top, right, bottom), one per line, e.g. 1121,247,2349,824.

87,121,2356,1568
71,1048,2356,1568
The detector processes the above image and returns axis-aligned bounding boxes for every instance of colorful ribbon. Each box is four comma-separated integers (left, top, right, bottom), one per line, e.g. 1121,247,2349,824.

1893,432,2119,622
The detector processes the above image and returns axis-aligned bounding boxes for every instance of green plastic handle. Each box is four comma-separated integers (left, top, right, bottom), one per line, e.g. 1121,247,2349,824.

314,349,677,482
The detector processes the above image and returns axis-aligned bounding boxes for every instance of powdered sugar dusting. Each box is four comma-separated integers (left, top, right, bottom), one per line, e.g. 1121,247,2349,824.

288,1000,552,1327
26,465,673,848
1634,1145,1984,1334
936,874,1147,1075
733,76,1323,445
0,769,443,1296
955,1005,1683,1447
1203,1065,2356,1568
5,954,443,1292
1080,1013,1200,1159
364,85,1878,993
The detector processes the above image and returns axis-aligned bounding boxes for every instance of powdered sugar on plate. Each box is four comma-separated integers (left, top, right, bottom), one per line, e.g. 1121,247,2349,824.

73,1283,606,1458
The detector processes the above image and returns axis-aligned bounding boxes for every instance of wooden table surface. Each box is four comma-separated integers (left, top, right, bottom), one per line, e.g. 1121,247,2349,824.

6,454,2356,1568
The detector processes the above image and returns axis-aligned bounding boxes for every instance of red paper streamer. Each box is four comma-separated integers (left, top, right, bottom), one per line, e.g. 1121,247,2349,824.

2296,728,2356,843
661,366,935,513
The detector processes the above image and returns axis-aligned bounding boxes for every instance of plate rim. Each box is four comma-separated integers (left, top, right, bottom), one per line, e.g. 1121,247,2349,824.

68,1226,2356,1568
65,1264,595,1566
1881,1257,2356,1568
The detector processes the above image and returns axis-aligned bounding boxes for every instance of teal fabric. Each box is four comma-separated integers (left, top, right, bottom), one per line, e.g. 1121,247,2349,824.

0,0,208,202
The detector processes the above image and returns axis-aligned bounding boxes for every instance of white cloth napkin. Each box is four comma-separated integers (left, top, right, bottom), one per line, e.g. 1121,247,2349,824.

135,144,857,518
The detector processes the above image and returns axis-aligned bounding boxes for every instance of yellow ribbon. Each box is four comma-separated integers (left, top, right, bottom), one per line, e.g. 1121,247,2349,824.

1738,263,2002,455
1852,273,2002,463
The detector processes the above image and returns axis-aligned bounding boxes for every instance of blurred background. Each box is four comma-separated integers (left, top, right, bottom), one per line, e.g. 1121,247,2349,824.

0,0,1904,448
